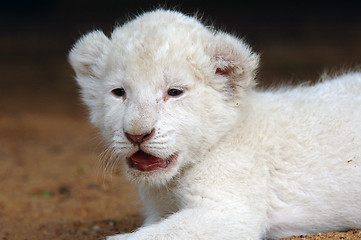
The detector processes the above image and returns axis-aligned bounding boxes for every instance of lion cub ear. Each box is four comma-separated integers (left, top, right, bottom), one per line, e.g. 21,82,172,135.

69,31,110,126
69,30,110,85
208,32,259,100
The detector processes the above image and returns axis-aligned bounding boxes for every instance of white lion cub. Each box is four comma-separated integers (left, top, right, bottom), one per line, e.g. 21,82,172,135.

69,9,361,240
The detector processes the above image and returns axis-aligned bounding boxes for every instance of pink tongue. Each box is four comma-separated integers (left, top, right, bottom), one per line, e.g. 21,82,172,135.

130,151,166,171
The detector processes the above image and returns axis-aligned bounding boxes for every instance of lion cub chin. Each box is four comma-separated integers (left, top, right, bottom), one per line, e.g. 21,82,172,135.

69,9,361,240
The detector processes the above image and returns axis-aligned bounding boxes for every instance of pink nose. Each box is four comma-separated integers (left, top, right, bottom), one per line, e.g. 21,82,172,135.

125,128,155,144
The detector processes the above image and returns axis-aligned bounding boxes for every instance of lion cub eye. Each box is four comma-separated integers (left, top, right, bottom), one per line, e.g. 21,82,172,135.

111,88,126,97
167,88,184,97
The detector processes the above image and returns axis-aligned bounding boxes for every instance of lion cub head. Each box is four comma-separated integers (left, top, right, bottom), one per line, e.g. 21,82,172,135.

69,10,259,186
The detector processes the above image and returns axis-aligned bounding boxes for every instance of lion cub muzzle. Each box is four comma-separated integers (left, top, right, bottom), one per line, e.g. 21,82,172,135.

124,128,178,172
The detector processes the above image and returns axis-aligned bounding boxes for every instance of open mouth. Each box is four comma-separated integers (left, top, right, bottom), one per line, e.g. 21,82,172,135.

127,150,178,172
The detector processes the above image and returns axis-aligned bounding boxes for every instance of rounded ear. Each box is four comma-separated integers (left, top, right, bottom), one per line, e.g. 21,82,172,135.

68,30,110,126
207,32,259,100
68,30,110,80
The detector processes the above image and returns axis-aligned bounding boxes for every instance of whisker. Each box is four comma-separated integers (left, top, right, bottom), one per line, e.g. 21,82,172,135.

110,151,122,175
144,146,169,151
96,147,113,186
113,141,129,145
96,143,127,185
146,141,167,146
152,130,174,140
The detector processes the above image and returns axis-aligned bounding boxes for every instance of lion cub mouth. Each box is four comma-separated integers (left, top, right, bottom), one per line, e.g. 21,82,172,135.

127,151,177,172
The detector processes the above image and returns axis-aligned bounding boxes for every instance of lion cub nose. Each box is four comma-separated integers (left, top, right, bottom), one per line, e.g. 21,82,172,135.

125,128,155,144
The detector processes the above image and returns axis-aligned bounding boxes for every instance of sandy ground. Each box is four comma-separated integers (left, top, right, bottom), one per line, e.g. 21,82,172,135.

1,21,361,240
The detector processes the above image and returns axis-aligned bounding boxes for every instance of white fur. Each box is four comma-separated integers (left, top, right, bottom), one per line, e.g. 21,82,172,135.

69,9,361,240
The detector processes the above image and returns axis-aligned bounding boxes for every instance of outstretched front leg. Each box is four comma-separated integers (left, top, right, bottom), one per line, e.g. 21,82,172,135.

106,206,266,240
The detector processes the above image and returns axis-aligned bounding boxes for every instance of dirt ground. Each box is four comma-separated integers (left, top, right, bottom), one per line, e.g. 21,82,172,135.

1,10,361,240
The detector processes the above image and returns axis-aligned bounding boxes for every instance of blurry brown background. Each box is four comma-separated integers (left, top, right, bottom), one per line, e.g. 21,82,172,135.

0,1,361,239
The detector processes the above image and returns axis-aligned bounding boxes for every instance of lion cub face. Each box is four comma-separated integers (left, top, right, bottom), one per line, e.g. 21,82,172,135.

69,10,259,186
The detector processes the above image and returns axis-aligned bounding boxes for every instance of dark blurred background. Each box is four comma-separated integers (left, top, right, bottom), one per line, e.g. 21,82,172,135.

1,0,361,116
